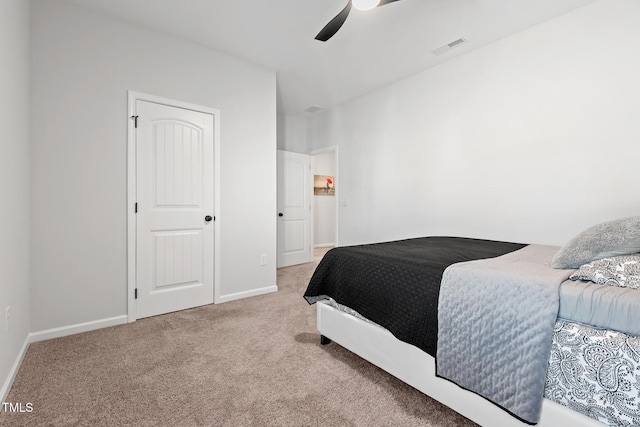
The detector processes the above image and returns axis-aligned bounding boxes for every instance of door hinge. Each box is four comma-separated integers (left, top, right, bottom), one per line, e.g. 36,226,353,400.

131,115,139,128
135,202,138,213
135,288,138,299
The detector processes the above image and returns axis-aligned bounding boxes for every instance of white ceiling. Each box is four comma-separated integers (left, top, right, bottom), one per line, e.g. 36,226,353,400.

62,0,598,116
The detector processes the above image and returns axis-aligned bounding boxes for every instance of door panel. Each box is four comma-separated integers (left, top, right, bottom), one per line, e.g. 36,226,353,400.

152,230,202,289
136,100,214,318
154,122,202,207
277,150,312,267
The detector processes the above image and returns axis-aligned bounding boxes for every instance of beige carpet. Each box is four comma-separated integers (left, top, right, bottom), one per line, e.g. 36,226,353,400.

1,249,476,427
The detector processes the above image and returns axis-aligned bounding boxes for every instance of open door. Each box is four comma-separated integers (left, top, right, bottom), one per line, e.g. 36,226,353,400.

277,150,312,267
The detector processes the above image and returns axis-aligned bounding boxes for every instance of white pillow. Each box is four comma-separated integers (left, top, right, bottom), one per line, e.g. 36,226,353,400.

552,216,640,269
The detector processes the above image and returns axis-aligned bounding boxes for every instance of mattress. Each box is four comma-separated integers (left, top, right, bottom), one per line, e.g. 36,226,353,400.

559,279,640,337
304,236,526,357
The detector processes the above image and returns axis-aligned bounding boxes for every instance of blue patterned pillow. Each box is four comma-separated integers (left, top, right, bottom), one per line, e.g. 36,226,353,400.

569,254,640,289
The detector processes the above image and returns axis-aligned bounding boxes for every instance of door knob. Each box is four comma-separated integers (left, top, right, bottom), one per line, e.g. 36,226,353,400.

205,215,213,222
278,213,284,217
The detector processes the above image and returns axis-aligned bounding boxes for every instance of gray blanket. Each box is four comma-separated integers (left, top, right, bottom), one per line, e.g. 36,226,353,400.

436,245,572,424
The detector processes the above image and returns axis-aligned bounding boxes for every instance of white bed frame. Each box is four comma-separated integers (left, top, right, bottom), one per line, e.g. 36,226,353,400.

317,301,603,427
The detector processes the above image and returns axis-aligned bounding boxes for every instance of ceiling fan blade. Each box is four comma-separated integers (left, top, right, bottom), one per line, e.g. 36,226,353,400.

315,1,352,42
378,0,402,5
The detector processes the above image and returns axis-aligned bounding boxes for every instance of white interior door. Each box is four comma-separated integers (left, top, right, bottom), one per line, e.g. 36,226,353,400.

277,150,312,267
136,100,214,318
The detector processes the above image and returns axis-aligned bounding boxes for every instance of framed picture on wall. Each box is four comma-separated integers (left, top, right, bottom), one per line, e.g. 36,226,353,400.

314,175,335,196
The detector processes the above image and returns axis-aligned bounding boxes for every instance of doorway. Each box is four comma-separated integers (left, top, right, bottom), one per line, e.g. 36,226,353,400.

311,147,338,249
127,92,220,321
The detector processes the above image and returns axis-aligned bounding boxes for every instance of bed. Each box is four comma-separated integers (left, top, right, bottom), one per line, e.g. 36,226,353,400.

304,217,640,427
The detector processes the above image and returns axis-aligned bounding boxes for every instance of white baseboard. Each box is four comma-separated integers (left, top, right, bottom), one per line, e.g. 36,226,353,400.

216,285,278,304
1,333,30,403
30,315,128,343
2,315,127,402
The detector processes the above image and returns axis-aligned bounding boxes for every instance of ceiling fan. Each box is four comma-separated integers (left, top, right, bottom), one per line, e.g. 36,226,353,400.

315,0,404,42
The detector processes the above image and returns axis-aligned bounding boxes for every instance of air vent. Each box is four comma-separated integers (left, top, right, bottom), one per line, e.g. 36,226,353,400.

432,38,468,56
305,105,324,114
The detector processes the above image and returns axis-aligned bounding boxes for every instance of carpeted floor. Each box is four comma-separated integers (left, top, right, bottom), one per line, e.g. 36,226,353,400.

1,249,476,427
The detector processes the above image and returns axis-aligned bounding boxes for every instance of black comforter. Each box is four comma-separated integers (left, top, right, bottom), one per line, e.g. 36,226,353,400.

304,236,525,356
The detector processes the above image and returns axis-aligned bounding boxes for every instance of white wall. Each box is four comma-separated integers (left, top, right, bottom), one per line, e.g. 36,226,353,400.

277,113,308,153
312,151,337,247
309,0,640,247
0,0,31,399
30,0,277,332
